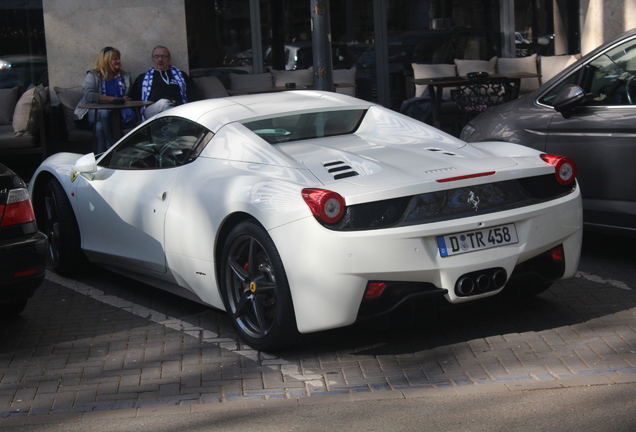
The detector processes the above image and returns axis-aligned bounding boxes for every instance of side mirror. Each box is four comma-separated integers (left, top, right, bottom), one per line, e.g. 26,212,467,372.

70,152,97,182
553,84,586,117
73,152,97,173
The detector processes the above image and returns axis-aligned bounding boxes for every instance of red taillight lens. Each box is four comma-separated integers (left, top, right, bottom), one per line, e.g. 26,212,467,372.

0,188,36,227
365,282,387,299
551,245,564,262
540,154,577,186
302,188,346,224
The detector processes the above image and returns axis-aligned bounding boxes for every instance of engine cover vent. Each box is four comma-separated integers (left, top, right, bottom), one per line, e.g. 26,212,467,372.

324,161,359,180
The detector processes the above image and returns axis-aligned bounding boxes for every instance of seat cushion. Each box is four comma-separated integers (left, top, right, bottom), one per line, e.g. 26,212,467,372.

193,75,229,99
54,86,84,133
497,54,540,94
333,68,357,97
454,56,497,76
229,73,273,90
271,68,313,87
0,87,19,125
412,63,457,97
539,55,579,84
13,85,48,137
0,124,37,149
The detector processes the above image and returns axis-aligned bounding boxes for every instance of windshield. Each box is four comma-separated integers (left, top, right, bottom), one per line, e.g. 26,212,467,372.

242,109,367,144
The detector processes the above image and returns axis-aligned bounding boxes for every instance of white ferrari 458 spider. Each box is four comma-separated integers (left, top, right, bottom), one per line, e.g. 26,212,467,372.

29,91,582,351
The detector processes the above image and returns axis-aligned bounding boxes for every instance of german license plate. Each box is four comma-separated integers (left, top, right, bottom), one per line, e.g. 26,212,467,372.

437,223,519,257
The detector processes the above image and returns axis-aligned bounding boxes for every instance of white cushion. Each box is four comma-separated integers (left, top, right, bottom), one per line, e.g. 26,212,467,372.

0,87,18,125
13,85,48,137
497,54,540,94
333,68,356,96
412,63,457,97
539,55,579,84
271,68,313,87
230,73,273,90
454,56,497,76
193,75,228,99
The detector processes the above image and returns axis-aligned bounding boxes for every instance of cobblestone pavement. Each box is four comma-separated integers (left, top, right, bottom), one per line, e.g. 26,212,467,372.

1,232,635,426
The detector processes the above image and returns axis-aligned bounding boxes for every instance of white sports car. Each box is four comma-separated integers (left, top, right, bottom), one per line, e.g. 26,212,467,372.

29,91,582,351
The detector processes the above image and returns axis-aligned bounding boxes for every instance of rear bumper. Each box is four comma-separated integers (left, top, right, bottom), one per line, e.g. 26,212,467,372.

270,189,582,333
0,231,47,302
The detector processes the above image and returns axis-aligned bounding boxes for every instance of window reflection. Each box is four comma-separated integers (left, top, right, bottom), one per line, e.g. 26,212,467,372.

0,0,47,89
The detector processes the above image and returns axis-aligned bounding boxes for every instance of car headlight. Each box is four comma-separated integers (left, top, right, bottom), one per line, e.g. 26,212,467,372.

460,124,476,141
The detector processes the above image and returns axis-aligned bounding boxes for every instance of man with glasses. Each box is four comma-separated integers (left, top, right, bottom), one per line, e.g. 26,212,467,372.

131,45,201,119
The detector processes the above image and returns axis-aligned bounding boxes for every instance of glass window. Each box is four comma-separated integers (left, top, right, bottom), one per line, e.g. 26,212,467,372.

185,0,252,70
579,38,636,106
0,0,47,89
243,109,367,144
102,117,212,169
538,36,636,107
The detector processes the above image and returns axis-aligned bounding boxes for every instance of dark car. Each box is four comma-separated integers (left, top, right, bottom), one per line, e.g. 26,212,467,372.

0,55,48,89
0,163,47,317
461,28,636,236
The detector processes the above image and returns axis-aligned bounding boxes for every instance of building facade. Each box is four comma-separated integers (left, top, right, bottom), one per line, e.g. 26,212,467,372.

1,0,636,111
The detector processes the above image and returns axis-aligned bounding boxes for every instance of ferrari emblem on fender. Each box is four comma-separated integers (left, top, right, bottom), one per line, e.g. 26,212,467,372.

468,191,480,211
70,170,78,182
249,281,257,292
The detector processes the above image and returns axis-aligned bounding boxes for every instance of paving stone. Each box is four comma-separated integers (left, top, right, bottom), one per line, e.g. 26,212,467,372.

0,240,633,422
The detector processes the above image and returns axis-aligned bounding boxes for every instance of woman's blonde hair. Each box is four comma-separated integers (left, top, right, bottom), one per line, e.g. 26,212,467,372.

93,46,124,80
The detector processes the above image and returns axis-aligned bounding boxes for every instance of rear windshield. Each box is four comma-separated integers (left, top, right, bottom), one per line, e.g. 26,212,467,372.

242,109,367,144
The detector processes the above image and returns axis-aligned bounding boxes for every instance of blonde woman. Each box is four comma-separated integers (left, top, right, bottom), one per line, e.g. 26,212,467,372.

75,46,134,153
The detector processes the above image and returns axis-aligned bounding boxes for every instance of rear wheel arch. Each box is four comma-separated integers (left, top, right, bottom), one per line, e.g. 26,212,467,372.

218,218,299,351
214,212,256,276
36,176,86,275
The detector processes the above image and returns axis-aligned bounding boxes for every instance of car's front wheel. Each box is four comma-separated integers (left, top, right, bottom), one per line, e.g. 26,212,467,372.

220,220,299,352
42,178,84,276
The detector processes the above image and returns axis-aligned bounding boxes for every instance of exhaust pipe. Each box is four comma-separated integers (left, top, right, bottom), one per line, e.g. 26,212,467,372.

475,274,491,292
455,268,507,297
492,269,507,289
456,277,474,296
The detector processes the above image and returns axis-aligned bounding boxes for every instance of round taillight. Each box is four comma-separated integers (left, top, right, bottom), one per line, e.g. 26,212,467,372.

302,188,346,224
540,154,577,186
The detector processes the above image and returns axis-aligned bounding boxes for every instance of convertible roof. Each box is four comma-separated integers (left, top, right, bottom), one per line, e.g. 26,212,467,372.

155,90,374,133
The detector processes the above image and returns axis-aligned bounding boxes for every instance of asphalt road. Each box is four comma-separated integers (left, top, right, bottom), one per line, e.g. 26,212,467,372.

1,231,635,430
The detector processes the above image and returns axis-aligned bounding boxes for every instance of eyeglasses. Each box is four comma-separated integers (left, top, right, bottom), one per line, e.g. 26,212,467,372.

103,46,114,53
152,55,170,59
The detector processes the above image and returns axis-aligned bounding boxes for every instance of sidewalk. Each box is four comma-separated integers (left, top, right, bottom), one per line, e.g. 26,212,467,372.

1,233,635,426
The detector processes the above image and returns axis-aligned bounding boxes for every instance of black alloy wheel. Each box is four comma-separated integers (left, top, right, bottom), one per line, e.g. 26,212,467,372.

220,220,298,351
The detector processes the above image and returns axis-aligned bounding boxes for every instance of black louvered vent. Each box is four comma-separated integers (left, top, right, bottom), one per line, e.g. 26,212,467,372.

426,148,459,156
324,161,359,180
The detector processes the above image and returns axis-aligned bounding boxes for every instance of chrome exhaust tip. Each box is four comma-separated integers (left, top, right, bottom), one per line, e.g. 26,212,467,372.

492,269,508,289
476,274,491,292
456,277,475,296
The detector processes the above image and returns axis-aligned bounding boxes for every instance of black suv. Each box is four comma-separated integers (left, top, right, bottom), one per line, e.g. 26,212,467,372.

0,163,47,317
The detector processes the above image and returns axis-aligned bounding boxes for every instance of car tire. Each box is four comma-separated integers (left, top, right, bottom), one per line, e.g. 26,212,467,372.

220,220,300,352
42,178,85,276
0,299,28,318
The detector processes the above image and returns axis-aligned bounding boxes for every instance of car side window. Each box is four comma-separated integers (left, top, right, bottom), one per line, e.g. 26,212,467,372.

101,117,212,169
580,38,636,106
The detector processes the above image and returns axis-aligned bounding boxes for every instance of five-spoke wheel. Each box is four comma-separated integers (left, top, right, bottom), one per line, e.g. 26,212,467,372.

220,220,298,351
